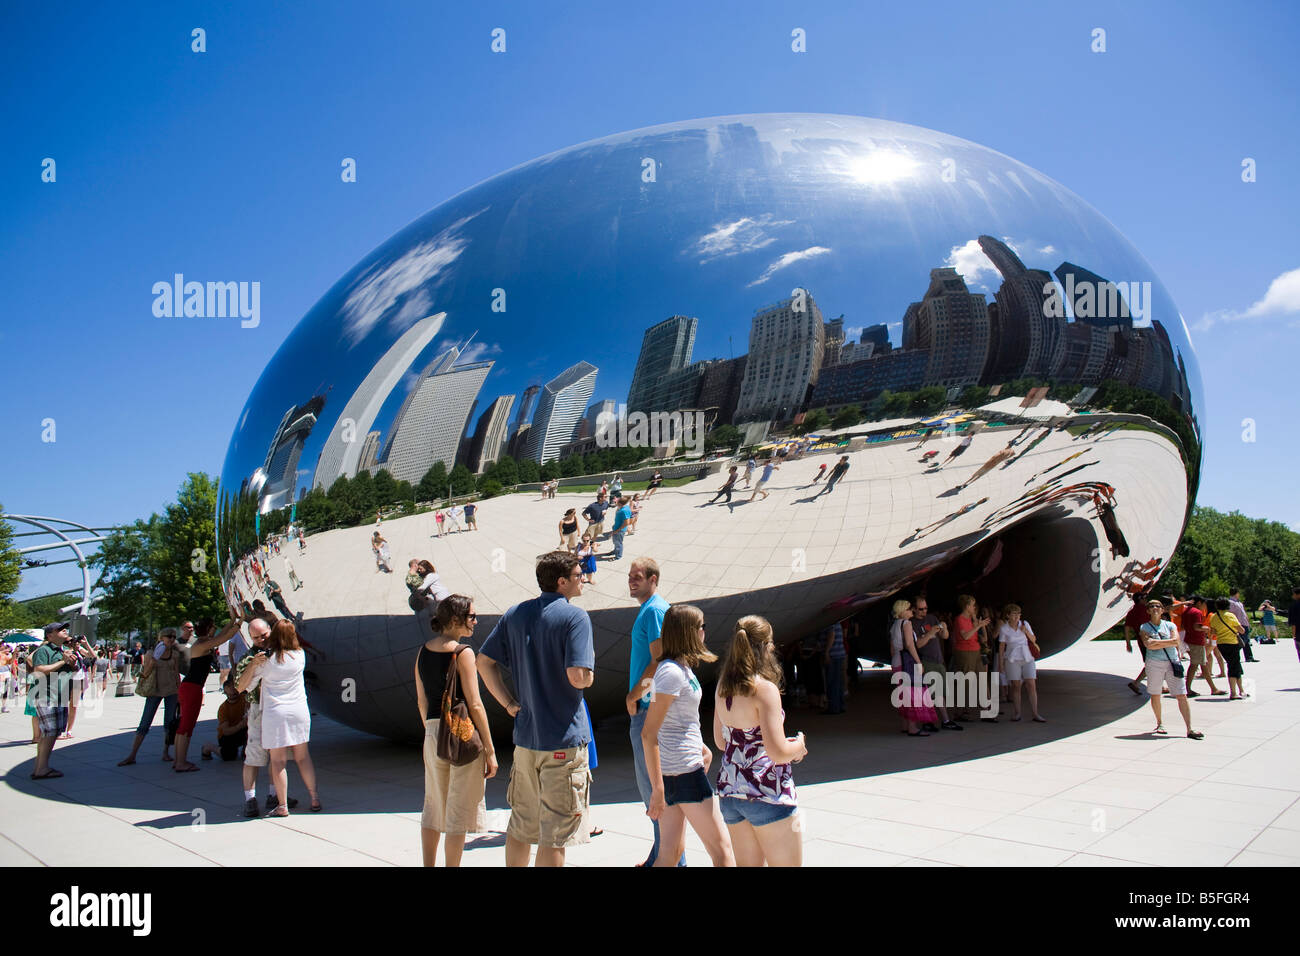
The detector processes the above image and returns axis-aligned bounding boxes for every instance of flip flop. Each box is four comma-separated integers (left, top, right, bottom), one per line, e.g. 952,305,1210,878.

174,765,200,773
117,757,136,766
30,769,63,779
1032,716,1047,722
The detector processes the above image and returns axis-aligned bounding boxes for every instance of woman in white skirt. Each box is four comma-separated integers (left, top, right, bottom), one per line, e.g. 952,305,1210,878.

244,619,320,815
413,594,495,867
996,604,1045,722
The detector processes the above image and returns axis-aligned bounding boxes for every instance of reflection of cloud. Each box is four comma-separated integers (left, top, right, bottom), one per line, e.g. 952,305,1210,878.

945,238,999,289
692,214,793,262
340,212,483,346
747,246,831,287
459,342,503,364
844,325,863,340
1039,245,1057,256
1196,267,1300,331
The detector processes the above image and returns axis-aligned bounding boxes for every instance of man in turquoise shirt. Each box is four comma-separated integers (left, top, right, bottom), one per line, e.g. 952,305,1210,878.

624,557,684,866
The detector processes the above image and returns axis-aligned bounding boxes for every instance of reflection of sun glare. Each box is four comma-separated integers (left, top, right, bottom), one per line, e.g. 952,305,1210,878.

844,151,918,184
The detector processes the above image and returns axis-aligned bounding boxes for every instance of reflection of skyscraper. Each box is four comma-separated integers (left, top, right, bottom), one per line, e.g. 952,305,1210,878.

509,384,540,444
507,423,531,460
585,399,618,444
811,349,929,406
383,344,494,484
312,312,444,490
903,269,989,388
822,316,845,367
696,356,747,425
860,324,891,353
526,362,599,464
978,236,1061,381
468,395,516,473
358,430,382,472
627,316,697,411
261,395,325,511
1053,262,1134,329
735,292,825,422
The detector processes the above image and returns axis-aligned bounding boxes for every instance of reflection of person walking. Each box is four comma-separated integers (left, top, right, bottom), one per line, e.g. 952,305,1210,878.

959,443,1015,490
810,463,828,484
749,460,777,501
284,558,301,590
708,467,739,505
822,455,849,493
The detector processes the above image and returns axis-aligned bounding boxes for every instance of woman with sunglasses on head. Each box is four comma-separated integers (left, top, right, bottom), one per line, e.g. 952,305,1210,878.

713,615,806,867
414,595,496,867
643,605,735,867
117,628,182,766
891,599,938,736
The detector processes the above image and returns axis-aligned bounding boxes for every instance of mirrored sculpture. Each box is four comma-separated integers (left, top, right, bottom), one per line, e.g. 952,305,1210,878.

217,114,1202,740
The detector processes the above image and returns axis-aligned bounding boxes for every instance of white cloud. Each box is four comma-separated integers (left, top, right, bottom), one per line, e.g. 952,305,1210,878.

340,211,483,346
458,341,503,365
747,246,832,287
944,238,999,289
692,214,794,262
1039,245,1057,256
1196,267,1300,331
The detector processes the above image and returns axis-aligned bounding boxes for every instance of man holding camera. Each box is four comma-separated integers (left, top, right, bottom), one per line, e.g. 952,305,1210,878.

29,622,81,779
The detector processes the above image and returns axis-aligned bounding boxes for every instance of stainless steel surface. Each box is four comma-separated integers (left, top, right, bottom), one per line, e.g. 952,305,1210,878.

216,114,1201,740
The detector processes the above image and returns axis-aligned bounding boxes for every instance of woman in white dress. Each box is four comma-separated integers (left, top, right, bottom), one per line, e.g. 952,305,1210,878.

245,619,321,815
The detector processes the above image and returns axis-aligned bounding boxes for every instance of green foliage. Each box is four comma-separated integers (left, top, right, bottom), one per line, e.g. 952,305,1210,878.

831,405,862,429
795,408,830,435
705,424,741,451
1159,505,1300,608
417,462,448,503
561,454,585,478
479,479,503,499
517,458,540,484
449,463,475,497
958,386,989,407
372,468,398,508
539,459,560,482
492,456,520,487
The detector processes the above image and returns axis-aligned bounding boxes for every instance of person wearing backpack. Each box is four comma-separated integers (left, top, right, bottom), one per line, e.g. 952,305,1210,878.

414,594,495,867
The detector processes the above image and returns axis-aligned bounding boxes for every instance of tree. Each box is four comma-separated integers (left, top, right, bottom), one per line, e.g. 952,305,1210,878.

0,509,23,629
517,458,540,484
561,454,585,478
539,459,560,482
91,516,160,639
417,462,448,503
831,405,861,429
493,456,520,487
449,463,475,497
795,408,830,435
705,424,740,452
958,385,989,408
350,470,377,518
151,473,226,628
479,479,503,499
372,468,398,508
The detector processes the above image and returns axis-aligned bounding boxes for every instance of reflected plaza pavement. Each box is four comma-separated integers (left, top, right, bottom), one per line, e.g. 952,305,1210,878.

3,637,1299,867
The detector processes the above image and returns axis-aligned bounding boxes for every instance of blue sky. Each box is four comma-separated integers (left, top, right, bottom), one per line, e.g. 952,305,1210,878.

3,0,1298,600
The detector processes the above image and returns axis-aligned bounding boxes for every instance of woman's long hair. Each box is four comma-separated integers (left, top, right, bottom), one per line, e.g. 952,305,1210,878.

717,615,782,699
266,619,301,663
658,605,717,671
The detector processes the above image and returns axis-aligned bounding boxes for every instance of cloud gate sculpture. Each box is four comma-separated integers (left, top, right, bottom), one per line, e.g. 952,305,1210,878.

217,114,1202,742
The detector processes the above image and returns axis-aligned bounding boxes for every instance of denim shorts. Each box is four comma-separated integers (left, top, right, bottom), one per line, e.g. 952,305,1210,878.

719,796,797,827
662,766,714,806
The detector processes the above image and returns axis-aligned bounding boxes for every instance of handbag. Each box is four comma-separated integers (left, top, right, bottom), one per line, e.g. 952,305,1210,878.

407,588,427,613
135,659,158,698
1162,646,1184,679
1026,633,1041,660
436,646,484,766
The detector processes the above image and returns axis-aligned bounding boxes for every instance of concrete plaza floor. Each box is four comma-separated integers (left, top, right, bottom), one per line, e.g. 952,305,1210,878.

3,637,1299,867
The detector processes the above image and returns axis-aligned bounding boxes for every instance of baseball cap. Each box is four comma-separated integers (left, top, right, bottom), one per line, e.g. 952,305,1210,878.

43,621,70,635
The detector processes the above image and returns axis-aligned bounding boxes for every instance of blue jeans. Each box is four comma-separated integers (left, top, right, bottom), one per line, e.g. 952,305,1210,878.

825,659,845,713
630,709,686,867
136,693,179,742
612,530,626,560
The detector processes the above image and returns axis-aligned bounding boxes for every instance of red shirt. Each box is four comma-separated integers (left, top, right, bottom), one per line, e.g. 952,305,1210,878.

953,614,980,652
1182,606,1206,645
1124,603,1150,647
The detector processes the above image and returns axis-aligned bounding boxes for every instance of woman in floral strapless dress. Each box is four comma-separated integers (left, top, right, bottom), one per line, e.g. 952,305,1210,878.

713,615,808,867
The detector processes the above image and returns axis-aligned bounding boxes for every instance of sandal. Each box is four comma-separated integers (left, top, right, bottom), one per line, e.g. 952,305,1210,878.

1032,716,1047,722
117,757,136,766
1187,730,1204,740
174,764,200,773
906,731,932,737
1153,725,1168,735
271,805,290,817
310,796,322,813
30,768,63,779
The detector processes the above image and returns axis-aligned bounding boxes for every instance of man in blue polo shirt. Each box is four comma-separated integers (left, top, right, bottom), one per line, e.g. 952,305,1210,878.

623,557,685,866
478,551,596,867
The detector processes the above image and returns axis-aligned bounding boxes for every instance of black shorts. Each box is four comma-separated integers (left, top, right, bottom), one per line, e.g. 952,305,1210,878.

219,730,247,761
662,766,714,806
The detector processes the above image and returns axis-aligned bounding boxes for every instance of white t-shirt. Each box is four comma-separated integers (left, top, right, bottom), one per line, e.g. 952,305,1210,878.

421,573,451,603
998,620,1035,664
652,659,705,776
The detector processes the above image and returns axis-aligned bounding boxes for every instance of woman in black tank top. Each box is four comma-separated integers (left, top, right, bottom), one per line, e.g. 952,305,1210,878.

413,594,497,867
558,508,580,551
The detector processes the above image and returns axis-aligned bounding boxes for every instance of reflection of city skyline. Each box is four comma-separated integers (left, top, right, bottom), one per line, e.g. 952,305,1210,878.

271,234,1192,500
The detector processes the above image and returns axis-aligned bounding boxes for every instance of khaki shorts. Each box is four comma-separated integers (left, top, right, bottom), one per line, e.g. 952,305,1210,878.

422,719,488,834
950,650,981,674
1186,644,1207,667
506,745,591,849
244,703,267,768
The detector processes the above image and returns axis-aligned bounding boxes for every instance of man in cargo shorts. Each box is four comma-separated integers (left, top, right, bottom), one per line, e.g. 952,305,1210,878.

1140,598,1204,739
478,551,595,867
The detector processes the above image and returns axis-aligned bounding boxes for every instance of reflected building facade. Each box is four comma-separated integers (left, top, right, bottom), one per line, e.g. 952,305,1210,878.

525,361,599,464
